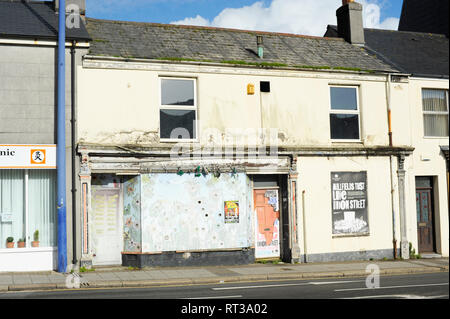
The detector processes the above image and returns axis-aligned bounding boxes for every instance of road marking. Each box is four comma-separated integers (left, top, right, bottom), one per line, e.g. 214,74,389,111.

335,282,449,292
339,294,449,299
310,280,364,285
212,280,363,291
182,295,243,299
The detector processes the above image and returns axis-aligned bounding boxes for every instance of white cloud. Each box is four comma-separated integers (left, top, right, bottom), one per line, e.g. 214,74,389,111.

171,0,399,36
173,14,210,27
362,1,399,29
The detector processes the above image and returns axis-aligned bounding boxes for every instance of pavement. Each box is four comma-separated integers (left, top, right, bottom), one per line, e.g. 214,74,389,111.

0,257,448,293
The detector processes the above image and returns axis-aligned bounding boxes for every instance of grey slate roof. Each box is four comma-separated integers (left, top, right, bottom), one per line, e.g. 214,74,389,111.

399,0,448,36
85,18,397,73
326,25,449,78
0,0,90,40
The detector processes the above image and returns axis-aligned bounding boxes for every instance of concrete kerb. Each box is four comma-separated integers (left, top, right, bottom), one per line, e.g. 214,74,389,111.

121,278,194,288
300,272,345,279
8,283,57,291
378,267,442,275
341,270,367,277
267,273,304,280
88,281,124,288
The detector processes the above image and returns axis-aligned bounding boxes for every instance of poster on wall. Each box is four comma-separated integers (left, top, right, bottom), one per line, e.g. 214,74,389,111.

224,201,239,224
331,171,369,235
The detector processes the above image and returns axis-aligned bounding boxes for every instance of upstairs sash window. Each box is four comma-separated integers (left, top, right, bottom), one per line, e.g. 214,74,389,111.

329,86,360,141
422,89,449,137
160,78,197,140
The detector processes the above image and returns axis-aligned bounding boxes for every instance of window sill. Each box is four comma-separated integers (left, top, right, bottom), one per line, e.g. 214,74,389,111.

0,247,56,253
160,139,200,143
331,140,363,144
423,136,449,140
332,233,370,239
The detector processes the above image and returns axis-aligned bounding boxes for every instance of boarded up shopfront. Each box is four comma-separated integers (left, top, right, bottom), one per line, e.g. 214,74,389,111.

122,173,255,267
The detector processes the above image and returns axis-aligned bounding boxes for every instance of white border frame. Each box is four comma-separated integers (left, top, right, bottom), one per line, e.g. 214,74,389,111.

158,76,198,143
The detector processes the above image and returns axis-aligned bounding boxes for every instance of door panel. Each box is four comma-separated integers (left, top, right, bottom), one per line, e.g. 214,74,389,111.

254,189,280,259
416,189,434,253
92,188,122,265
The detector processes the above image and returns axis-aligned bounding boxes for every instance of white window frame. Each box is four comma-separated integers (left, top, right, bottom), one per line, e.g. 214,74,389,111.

329,85,362,142
159,76,198,142
422,88,449,138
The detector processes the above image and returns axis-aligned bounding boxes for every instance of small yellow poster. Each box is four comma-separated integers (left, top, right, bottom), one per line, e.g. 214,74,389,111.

224,201,239,224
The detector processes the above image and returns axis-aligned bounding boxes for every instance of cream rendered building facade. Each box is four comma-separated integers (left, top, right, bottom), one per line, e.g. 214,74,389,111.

76,54,417,267
323,0,449,260
391,76,449,257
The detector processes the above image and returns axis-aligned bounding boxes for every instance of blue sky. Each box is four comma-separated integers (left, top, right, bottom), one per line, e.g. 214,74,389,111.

85,0,404,36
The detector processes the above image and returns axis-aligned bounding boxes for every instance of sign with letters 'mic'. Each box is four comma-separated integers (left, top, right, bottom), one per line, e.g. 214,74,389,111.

0,145,56,169
331,171,369,235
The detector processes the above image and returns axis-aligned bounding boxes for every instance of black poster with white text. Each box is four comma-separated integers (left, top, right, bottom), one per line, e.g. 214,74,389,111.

331,171,369,235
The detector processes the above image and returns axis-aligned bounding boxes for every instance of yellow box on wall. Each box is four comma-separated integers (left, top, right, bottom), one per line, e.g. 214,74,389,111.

247,83,255,95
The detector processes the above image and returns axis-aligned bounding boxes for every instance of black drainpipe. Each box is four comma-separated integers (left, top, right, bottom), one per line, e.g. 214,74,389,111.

70,40,78,266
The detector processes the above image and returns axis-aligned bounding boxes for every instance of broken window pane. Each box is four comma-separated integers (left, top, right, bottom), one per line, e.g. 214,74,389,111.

160,109,196,139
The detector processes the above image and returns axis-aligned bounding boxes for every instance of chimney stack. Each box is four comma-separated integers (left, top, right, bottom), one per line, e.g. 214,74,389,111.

336,0,365,46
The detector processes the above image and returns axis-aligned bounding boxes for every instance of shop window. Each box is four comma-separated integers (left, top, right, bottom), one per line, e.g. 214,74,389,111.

329,86,360,140
160,78,197,140
0,169,56,249
422,89,449,137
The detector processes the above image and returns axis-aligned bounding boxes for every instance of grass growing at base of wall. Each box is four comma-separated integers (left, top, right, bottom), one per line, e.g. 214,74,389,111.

220,60,289,68
255,258,282,264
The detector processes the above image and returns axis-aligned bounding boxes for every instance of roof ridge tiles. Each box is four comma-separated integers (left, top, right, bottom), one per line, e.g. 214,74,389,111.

328,24,448,38
86,17,344,42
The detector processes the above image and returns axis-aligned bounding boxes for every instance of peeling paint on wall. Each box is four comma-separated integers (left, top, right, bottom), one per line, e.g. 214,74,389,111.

80,130,159,145
140,173,253,253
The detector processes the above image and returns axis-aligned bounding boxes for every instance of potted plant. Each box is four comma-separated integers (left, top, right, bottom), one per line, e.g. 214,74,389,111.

18,238,26,248
32,230,39,247
6,237,14,248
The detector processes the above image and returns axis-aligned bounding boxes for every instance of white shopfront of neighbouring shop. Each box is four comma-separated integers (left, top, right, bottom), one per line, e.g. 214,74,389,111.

0,145,57,272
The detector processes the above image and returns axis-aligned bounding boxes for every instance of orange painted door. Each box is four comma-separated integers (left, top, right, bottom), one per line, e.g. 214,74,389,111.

254,189,280,259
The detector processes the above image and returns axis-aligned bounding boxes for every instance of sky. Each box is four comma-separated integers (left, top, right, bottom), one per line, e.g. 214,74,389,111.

85,0,404,37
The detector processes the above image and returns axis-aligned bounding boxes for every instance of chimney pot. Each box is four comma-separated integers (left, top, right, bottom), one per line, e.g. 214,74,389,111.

342,0,355,5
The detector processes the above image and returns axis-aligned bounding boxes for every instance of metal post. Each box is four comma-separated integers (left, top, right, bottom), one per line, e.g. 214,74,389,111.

57,0,67,273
